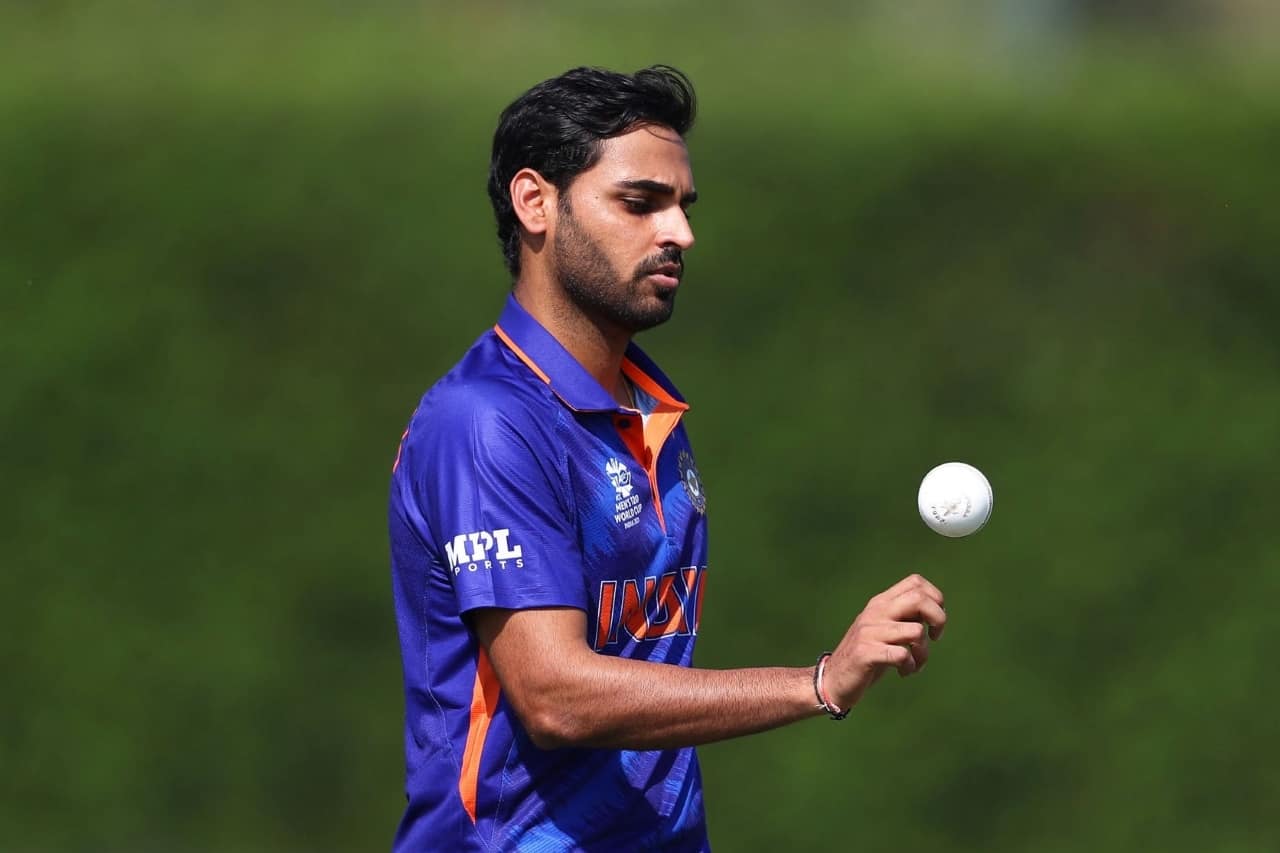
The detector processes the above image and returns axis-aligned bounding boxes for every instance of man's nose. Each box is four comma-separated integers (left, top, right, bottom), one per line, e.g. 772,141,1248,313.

658,208,695,251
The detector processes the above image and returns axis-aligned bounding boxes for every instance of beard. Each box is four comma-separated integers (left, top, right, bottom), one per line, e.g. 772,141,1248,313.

552,198,681,335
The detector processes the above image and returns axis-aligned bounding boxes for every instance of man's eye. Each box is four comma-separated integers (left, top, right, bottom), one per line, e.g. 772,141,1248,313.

622,198,652,213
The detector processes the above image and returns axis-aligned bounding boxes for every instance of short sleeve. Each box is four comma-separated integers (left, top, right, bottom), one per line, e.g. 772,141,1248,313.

398,391,587,615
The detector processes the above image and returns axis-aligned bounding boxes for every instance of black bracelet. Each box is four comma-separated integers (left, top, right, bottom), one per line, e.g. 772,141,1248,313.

813,651,849,720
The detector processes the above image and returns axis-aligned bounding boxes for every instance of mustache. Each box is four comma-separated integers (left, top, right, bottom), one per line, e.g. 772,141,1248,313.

635,248,684,278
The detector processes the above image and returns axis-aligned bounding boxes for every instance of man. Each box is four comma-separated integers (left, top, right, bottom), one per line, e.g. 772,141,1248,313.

388,65,946,851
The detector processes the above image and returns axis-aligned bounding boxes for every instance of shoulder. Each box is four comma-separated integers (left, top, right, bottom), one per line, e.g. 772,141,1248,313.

402,334,563,465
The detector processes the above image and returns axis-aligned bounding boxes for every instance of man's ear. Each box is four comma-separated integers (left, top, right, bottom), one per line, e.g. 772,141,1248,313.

510,168,558,236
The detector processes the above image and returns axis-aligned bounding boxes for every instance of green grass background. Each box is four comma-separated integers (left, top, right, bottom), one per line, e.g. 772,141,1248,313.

3,2,1279,850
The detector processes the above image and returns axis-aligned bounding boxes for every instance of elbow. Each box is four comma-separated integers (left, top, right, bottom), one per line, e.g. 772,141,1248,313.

517,699,589,750
524,716,570,750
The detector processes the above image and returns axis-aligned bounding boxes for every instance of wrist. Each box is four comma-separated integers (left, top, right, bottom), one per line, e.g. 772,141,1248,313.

812,652,849,720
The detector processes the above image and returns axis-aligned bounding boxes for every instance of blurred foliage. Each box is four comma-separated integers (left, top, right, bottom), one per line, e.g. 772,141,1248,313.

3,2,1278,851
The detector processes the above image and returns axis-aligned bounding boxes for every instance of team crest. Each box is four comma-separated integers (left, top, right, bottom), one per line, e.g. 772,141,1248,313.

678,450,706,514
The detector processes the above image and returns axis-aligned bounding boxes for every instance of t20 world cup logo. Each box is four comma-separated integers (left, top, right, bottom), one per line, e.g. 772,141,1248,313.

605,458,633,499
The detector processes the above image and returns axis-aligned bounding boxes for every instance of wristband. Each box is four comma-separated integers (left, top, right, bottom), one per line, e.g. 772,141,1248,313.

813,651,849,720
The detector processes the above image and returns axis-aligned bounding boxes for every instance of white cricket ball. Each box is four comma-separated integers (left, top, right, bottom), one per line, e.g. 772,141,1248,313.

917,462,993,538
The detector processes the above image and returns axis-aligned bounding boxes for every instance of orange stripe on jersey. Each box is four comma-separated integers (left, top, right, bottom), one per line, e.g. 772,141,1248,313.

621,576,657,642
595,580,618,650
494,324,552,385
391,424,411,472
614,409,680,532
622,358,689,412
650,572,686,638
617,358,687,533
645,411,682,530
458,648,502,824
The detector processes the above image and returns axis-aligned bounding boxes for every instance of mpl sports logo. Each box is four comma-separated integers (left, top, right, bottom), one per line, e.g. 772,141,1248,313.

444,528,524,575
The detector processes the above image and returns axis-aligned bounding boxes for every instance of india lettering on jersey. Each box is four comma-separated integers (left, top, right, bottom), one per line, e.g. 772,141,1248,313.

594,565,708,650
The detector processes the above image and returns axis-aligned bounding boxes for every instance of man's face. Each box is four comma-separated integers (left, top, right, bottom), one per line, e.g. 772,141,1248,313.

550,124,697,334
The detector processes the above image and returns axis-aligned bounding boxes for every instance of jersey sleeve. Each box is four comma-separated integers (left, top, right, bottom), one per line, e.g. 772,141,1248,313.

398,391,587,615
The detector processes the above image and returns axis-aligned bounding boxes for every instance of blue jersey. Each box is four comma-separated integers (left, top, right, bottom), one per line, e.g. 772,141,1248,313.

389,295,711,852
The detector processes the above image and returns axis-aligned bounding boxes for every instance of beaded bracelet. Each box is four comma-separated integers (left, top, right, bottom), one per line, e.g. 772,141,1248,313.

813,651,849,720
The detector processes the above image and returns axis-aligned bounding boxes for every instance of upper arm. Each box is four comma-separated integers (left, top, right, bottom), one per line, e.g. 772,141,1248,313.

471,606,598,747
472,605,592,693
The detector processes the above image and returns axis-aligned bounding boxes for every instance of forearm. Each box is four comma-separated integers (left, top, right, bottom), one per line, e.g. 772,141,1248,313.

526,655,823,750
475,572,947,752
475,607,827,749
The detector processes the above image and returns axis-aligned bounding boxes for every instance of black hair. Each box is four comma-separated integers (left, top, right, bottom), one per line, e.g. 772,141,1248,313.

487,65,697,278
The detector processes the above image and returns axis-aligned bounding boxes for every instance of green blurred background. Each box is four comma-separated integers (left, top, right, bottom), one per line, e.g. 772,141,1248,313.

4,1,1278,850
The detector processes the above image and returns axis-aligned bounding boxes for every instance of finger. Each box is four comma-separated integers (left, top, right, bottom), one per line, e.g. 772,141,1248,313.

884,591,948,638
922,599,947,641
887,643,917,676
875,573,929,602
877,573,944,608
915,576,945,609
847,639,913,672
861,620,927,647
893,624,929,677
909,631,930,673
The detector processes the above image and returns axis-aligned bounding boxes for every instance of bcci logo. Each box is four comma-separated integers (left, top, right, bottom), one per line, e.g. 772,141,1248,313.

606,457,633,499
678,450,706,514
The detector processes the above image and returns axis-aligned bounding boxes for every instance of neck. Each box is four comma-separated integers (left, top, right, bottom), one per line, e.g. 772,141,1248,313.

512,277,632,404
